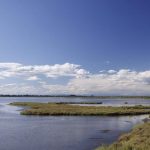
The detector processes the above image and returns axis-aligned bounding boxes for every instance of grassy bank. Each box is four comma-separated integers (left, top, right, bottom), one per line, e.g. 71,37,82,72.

10,102,150,116
96,122,150,150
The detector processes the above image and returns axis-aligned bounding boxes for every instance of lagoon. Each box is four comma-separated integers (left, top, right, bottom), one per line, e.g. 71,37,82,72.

0,97,149,150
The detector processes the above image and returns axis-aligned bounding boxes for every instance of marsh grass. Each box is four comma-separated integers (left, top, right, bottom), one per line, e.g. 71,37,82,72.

10,102,150,116
96,122,150,150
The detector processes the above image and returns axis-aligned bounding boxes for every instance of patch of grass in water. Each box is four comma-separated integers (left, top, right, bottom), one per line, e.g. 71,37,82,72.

10,102,150,116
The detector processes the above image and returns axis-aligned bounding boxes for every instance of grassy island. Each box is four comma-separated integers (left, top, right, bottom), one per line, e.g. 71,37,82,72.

10,102,150,116
96,122,150,150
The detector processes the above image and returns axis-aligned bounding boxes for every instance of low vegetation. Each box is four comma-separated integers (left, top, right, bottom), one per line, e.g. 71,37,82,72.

10,102,150,116
96,122,150,150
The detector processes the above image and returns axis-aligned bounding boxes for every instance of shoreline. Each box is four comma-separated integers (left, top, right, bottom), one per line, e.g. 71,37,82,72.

96,120,150,150
1,95,150,99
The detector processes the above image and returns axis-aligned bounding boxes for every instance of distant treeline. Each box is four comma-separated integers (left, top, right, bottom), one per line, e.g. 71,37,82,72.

0,94,150,99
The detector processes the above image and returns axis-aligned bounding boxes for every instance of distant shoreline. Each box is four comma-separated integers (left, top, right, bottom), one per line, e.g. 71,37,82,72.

0,95,150,99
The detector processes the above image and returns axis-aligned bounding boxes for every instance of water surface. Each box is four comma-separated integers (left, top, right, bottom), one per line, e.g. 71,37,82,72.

0,97,149,150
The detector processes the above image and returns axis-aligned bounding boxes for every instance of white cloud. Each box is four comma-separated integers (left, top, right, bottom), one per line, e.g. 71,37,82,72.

107,70,116,74
0,83,45,95
0,62,150,95
0,62,89,80
67,69,150,95
27,76,39,81
0,63,21,69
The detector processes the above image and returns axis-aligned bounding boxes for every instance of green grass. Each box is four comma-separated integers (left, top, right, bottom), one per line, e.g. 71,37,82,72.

96,122,150,150
10,102,150,116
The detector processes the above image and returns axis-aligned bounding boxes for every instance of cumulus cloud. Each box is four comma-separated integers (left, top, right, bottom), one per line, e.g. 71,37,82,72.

0,62,89,80
0,62,150,95
67,69,150,95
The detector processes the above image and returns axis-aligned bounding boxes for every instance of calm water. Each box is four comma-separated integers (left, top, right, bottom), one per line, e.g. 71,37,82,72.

0,97,149,150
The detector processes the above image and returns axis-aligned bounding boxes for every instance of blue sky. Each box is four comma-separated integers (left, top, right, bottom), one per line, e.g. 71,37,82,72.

0,0,150,95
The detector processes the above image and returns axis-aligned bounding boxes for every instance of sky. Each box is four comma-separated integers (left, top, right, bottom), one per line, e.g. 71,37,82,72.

0,0,150,95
